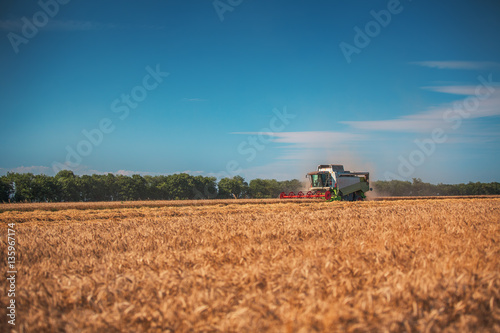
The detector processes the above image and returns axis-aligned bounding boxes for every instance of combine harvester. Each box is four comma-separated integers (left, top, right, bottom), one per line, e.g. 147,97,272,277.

280,164,372,201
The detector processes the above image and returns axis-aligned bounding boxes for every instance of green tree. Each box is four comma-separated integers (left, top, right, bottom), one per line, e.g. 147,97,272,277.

103,173,119,200
249,178,281,198
80,175,110,202
166,173,195,200
55,170,80,202
115,175,137,201
193,175,218,199
0,176,12,202
218,176,248,199
279,179,303,194
31,174,60,202
132,174,147,199
91,174,108,201
79,175,94,201
153,175,170,200
6,172,35,202
372,180,412,196
143,175,159,200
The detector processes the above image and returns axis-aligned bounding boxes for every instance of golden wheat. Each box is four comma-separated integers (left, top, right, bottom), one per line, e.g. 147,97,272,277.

1,199,499,332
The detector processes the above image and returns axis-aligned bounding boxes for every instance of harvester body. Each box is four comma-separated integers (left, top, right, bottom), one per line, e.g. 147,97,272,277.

280,164,371,201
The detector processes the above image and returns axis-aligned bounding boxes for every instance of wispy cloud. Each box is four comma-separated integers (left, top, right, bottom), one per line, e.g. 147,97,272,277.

412,61,500,70
343,85,500,133
231,131,365,148
115,169,156,177
115,169,204,176
0,165,53,176
0,165,205,177
341,118,441,132
422,85,478,95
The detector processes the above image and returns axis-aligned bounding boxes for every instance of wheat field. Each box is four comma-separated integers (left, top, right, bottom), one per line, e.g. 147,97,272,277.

1,198,499,332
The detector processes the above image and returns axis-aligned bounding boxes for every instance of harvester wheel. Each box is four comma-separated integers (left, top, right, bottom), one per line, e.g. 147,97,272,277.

354,191,364,201
324,190,332,201
297,191,304,197
306,191,313,196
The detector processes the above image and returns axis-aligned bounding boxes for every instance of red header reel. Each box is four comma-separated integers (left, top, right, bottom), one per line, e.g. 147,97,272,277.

279,190,332,200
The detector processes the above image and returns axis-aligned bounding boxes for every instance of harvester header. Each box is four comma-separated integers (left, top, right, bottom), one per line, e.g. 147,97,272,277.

280,164,371,201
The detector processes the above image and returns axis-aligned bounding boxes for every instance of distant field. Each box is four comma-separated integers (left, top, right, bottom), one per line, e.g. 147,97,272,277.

0,199,300,213
371,195,500,201
1,195,499,212
1,198,499,332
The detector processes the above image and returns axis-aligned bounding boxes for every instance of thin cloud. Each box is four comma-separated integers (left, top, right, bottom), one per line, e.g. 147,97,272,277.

341,118,441,132
343,87,500,133
115,169,204,176
0,165,53,176
422,85,478,95
412,61,500,70
0,165,204,177
114,170,162,177
231,131,365,148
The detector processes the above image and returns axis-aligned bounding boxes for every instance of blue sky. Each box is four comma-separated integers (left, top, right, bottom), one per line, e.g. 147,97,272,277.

1,0,499,183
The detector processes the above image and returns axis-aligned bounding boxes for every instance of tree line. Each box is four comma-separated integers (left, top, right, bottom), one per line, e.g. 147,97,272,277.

0,172,498,203
0,171,304,203
372,178,500,196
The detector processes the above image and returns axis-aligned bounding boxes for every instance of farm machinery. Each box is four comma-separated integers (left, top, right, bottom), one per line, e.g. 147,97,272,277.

279,164,371,201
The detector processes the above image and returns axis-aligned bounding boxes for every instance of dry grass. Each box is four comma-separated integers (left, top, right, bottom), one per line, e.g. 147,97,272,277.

0,199,289,213
1,199,500,332
0,198,332,214
370,195,500,201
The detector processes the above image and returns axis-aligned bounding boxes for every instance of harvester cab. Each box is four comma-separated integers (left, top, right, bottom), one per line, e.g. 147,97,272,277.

308,172,333,188
280,164,371,201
